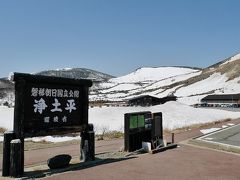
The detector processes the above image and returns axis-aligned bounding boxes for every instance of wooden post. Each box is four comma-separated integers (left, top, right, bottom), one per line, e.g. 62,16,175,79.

80,132,88,162
88,131,95,161
9,139,23,178
2,131,15,177
13,78,25,175
80,124,95,162
172,133,175,144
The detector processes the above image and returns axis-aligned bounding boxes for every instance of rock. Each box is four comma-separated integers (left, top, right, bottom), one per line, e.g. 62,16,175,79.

47,154,72,169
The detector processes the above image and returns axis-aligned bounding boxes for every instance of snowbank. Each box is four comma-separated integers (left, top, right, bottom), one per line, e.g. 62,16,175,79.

1,102,240,142
0,106,14,130
89,101,240,132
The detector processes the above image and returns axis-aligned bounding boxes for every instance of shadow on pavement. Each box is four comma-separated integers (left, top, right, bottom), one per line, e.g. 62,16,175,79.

21,156,137,179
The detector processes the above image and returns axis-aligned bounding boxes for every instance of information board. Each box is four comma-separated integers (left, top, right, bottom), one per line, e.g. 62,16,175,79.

13,73,92,137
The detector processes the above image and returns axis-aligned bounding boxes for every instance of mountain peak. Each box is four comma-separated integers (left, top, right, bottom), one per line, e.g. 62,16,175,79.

36,68,114,82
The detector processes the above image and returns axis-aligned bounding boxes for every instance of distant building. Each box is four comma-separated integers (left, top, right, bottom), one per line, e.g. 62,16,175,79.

128,95,177,107
201,94,240,105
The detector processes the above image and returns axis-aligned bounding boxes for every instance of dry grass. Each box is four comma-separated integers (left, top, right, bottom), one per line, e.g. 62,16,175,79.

0,127,7,133
96,131,124,141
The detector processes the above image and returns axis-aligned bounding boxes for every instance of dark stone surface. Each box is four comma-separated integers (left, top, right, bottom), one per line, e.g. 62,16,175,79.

47,154,72,169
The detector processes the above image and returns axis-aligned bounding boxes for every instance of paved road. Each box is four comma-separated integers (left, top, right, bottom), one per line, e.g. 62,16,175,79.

0,139,123,171
43,144,240,180
1,119,240,179
200,124,240,147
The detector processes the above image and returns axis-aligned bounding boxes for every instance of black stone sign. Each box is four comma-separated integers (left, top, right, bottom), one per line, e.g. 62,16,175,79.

13,73,92,137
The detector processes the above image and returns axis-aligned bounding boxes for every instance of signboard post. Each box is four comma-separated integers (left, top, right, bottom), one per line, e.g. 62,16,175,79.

124,111,163,152
2,73,93,177
124,111,152,152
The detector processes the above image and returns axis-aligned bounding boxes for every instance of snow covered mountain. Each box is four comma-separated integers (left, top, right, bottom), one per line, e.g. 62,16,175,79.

90,53,240,105
1,52,240,106
90,66,202,101
175,53,240,104
36,68,114,82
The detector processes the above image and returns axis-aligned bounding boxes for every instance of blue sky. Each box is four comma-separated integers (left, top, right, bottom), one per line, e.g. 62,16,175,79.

0,0,240,77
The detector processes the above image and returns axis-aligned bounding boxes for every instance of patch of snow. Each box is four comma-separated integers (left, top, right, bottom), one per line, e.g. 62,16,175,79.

204,137,214,140
177,95,207,105
221,53,240,66
101,83,140,93
200,128,221,134
99,82,116,89
175,73,228,97
8,72,14,81
56,67,73,71
145,71,201,89
110,67,199,83
28,136,80,143
155,85,182,98
63,68,73,71
0,106,13,130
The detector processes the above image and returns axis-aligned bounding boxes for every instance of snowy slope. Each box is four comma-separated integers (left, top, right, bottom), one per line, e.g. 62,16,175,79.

175,53,240,104
176,74,240,105
91,53,240,105
110,67,199,83
90,67,202,101
175,73,228,97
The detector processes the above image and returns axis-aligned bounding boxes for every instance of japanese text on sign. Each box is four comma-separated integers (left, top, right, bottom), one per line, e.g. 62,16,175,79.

31,87,80,124
33,98,77,114
31,87,79,98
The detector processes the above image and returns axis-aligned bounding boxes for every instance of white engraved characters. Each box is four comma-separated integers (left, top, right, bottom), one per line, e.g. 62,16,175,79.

32,87,79,124
34,98,48,114
53,116,59,123
44,117,50,123
51,98,62,112
31,88,38,97
34,98,77,115
31,88,79,98
62,116,67,123
65,99,76,113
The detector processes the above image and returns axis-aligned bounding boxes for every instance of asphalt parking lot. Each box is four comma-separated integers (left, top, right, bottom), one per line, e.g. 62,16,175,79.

198,124,240,147
199,106,240,112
